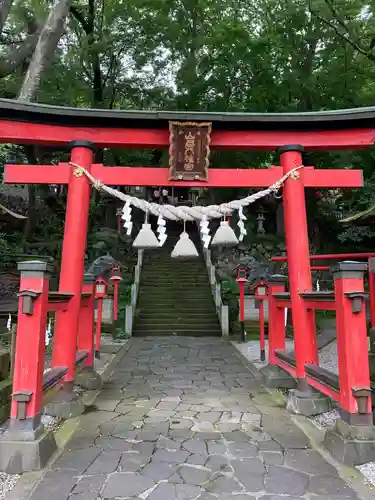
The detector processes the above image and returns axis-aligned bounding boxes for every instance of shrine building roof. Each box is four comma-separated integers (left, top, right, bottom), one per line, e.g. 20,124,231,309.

1,99,375,131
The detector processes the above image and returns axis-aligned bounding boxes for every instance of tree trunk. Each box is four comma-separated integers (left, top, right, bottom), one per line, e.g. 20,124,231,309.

18,0,71,101
0,0,13,35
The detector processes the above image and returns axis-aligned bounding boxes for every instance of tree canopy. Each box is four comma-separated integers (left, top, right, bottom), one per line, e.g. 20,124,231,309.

1,0,375,252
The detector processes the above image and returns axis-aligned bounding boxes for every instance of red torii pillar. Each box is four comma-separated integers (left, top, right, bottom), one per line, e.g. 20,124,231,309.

47,140,96,417
279,145,318,389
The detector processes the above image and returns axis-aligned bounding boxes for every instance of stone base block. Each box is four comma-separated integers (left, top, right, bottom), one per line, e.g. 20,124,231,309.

260,364,296,389
0,427,57,473
45,387,85,419
324,419,375,466
75,367,102,391
286,389,332,417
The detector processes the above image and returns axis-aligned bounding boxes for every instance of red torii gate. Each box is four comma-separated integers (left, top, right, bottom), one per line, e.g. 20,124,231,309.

6,146,362,390
0,101,374,470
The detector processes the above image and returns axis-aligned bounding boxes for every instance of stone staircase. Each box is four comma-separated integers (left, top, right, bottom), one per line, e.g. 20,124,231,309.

132,223,222,337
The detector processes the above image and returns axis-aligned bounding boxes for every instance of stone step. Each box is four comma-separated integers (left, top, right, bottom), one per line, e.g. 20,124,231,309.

132,329,221,337
142,261,207,272
138,290,213,297
140,279,210,285
138,294,214,300
137,311,218,317
134,321,220,330
137,301,216,308
135,318,220,326
136,307,218,314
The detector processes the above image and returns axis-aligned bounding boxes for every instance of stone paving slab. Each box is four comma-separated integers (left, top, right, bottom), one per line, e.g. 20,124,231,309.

28,337,362,500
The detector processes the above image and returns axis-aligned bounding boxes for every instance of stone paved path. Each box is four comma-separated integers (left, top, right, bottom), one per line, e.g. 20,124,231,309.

30,337,361,500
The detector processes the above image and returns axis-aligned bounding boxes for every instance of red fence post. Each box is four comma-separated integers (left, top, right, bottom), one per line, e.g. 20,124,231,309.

324,261,375,466
0,261,57,473
268,275,287,364
259,299,265,362
76,273,102,390
368,257,375,330
261,275,295,388
334,262,371,422
95,277,107,359
110,264,122,322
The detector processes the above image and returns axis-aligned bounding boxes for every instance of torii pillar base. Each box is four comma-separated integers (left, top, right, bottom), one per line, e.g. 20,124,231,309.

286,388,331,417
324,419,375,466
0,423,57,473
261,364,296,389
75,366,102,391
45,383,85,419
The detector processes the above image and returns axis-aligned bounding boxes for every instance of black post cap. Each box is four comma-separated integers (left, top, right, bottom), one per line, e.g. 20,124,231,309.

276,144,304,154
67,140,97,153
268,274,288,285
332,261,368,274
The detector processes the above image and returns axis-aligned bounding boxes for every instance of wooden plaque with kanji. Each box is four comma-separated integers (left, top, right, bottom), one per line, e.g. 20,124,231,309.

169,121,211,181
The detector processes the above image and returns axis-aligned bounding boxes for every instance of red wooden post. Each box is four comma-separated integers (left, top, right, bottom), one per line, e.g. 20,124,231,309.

333,261,372,423
10,261,52,431
77,273,96,367
236,266,248,342
268,275,288,364
52,141,95,389
368,258,375,329
279,145,318,389
95,277,107,359
255,282,268,362
110,264,122,322
259,300,265,361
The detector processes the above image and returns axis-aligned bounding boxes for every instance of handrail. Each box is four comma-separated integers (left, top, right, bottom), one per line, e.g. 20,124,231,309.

125,250,143,337
272,252,375,262
196,225,229,336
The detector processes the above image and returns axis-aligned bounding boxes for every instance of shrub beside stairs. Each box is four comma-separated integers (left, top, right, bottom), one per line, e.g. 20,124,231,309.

132,224,222,337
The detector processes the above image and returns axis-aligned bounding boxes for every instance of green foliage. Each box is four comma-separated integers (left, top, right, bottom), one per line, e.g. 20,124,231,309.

2,0,375,253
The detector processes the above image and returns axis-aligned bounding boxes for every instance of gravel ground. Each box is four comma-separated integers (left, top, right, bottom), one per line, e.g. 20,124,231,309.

233,339,295,369
312,408,341,431
319,340,339,374
0,472,19,500
357,462,375,487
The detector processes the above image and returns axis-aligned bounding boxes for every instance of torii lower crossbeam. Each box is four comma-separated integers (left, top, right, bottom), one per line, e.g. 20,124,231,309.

5,163,363,188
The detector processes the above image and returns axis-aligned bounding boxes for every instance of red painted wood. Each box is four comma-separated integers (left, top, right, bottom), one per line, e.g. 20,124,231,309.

96,298,103,353
0,120,375,149
11,274,49,420
368,258,375,329
273,252,375,262
52,146,93,382
268,281,287,364
274,359,341,400
302,168,363,187
274,358,297,378
305,375,340,401
334,275,371,414
259,300,265,355
239,283,245,322
47,302,70,312
5,163,363,188
5,164,71,184
78,283,95,367
113,282,119,321
282,158,318,379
